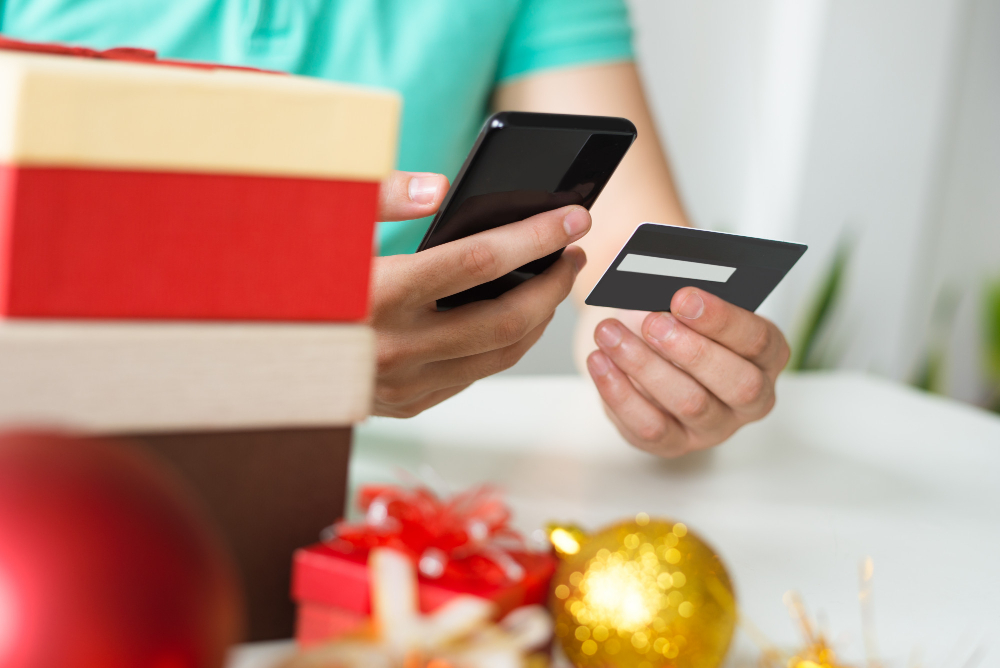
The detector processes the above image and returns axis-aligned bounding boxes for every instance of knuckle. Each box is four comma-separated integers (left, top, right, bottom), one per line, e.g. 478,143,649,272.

759,391,777,417
776,339,792,370
732,369,767,407
468,346,523,383
719,301,734,331
401,385,465,418
604,381,631,405
745,324,772,359
374,381,415,408
393,403,426,419
699,293,732,334
375,344,407,377
679,335,708,368
494,342,527,374
461,242,499,282
378,401,424,419
493,308,530,347
634,418,668,443
620,337,653,369
677,389,711,420
529,220,549,256
376,284,408,312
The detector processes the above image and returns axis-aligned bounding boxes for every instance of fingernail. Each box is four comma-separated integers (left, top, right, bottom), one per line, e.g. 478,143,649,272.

588,351,612,377
677,291,705,319
596,321,623,348
408,175,439,205
567,248,587,273
562,207,591,239
647,313,677,341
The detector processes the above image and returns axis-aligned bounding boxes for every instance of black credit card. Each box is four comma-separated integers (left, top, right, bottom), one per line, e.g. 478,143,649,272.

585,223,807,313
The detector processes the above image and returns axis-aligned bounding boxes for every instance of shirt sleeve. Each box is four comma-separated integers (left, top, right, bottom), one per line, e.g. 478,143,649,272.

495,0,634,83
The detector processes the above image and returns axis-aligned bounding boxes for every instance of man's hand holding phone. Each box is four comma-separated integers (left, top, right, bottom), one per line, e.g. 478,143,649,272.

370,170,589,418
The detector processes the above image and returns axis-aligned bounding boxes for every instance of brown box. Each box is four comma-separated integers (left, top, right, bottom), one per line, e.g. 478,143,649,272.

0,323,373,640
132,427,353,641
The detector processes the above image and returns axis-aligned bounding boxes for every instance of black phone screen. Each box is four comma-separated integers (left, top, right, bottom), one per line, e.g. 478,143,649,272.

416,112,636,309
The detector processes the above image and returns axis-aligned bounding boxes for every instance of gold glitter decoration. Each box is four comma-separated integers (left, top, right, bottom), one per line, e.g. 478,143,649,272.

746,592,855,668
748,558,885,668
548,524,587,556
548,515,736,668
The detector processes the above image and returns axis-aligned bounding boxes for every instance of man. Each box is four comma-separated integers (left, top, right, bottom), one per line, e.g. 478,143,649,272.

1,0,788,457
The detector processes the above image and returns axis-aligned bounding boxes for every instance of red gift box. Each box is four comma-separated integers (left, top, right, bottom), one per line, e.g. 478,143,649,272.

0,167,378,321
0,37,398,322
290,485,558,646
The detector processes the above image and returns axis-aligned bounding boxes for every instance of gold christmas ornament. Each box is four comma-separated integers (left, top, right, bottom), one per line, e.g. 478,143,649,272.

548,515,736,668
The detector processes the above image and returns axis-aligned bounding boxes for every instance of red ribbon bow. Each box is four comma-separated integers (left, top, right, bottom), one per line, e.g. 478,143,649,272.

0,35,274,73
331,484,530,585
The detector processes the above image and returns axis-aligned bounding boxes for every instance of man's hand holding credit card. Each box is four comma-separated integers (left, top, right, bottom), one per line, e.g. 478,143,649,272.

577,222,806,458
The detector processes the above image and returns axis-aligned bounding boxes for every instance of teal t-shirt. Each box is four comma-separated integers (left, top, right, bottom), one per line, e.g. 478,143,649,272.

0,0,633,255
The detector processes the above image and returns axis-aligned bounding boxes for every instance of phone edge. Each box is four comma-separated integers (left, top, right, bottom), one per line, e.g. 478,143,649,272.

415,112,508,253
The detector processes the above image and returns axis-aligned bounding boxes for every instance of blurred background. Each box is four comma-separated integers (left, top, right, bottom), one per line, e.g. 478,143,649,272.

506,0,1000,413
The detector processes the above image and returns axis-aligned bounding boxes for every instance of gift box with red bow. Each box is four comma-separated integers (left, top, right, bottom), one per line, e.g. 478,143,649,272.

291,484,558,646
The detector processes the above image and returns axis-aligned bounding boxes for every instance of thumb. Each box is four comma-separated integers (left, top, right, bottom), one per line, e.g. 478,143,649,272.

377,171,449,222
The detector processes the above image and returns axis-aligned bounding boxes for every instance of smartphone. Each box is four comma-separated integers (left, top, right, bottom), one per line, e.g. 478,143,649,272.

416,111,637,309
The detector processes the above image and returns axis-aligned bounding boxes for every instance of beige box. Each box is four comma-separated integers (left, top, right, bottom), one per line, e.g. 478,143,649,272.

0,50,400,179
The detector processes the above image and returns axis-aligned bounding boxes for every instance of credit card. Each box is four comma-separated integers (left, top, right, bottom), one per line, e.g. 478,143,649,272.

585,223,807,313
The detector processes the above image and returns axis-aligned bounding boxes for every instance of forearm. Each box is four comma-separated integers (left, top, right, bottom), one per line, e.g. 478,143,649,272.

493,62,691,303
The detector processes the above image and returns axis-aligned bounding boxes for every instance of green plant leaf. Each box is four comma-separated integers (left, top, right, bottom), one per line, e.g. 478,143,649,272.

984,278,1000,412
985,279,1000,379
910,285,959,395
790,235,852,371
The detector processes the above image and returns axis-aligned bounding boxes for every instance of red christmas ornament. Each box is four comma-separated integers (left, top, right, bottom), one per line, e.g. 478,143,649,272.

0,431,244,668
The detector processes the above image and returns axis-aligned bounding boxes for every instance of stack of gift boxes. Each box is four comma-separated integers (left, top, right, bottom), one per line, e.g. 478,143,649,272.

0,40,399,640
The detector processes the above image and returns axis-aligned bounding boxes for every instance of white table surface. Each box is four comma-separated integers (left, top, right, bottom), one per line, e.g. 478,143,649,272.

228,371,1000,668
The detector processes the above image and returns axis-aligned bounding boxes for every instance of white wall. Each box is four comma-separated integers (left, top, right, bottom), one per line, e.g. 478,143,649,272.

927,0,1000,403
508,0,1000,411
787,0,969,379
628,0,766,237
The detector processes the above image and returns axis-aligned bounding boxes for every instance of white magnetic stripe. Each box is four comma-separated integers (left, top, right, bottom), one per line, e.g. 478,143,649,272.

617,254,736,282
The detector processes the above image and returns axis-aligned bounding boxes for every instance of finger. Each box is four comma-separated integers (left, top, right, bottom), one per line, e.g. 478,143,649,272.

640,312,775,417
410,246,585,362
377,171,449,222
594,318,739,430
669,288,790,376
586,350,688,457
406,205,592,303
404,312,553,399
